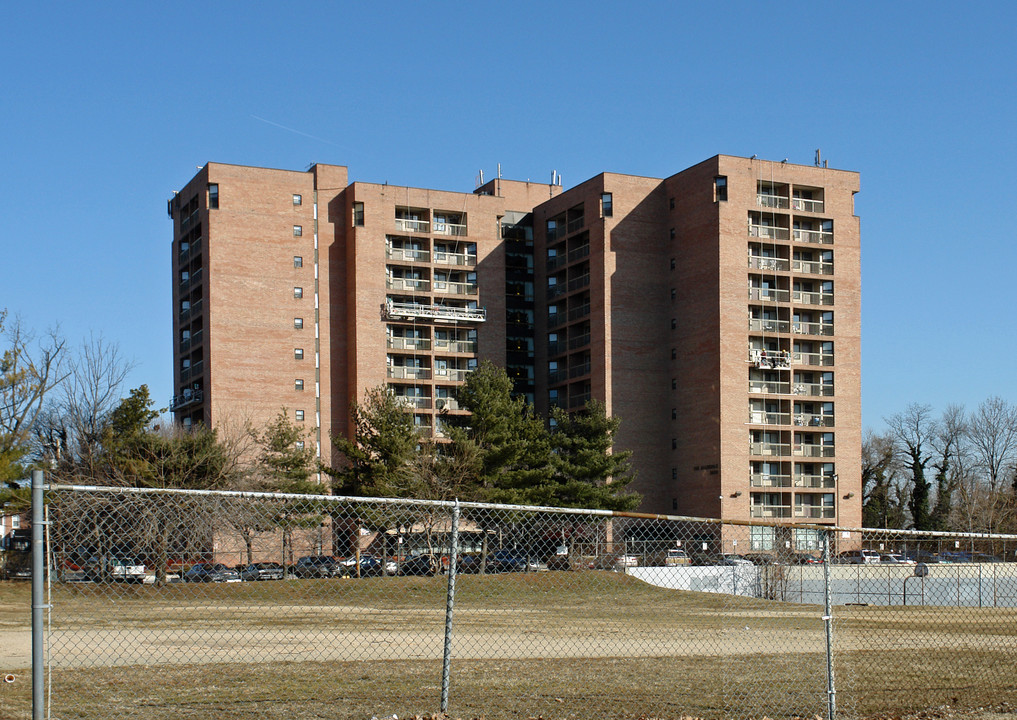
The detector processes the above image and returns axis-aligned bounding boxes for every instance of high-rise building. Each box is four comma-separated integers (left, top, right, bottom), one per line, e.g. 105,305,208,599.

169,155,860,530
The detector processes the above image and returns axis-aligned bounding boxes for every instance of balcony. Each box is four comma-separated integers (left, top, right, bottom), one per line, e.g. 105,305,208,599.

795,474,837,489
750,504,791,519
791,258,833,275
395,396,432,410
792,290,834,306
433,338,477,353
387,337,431,351
179,298,203,320
748,255,789,272
793,444,835,458
568,304,591,322
566,215,584,234
793,228,833,245
794,504,835,519
395,217,430,234
793,351,834,367
748,224,789,240
548,368,568,385
386,246,430,263
170,389,203,411
748,318,790,334
568,333,591,350
546,254,567,271
387,277,430,292
568,244,591,264
794,413,834,427
792,382,834,397
432,280,478,296
385,299,486,323
750,473,792,488
749,288,790,303
569,361,591,379
434,367,472,382
433,250,477,266
748,411,791,426
387,366,432,380
749,349,791,369
432,221,467,237
756,192,790,209
179,329,203,353
748,379,790,394
792,197,824,213
435,396,460,411
749,442,791,457
792,321,834,337
569,391,592,409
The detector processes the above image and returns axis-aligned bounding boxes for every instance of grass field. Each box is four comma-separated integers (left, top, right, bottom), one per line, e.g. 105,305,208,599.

1,571,1016,720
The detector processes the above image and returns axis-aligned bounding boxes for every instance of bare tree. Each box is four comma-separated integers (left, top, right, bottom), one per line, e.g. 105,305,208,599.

929,404,967,530
862,429,905,528
885,403,939,530
966,397,1017,494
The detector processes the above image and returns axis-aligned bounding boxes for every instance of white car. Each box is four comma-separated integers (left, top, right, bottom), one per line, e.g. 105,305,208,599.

84,556,147,583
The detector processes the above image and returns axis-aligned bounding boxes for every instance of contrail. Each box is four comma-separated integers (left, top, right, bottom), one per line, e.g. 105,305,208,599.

251,115,342,147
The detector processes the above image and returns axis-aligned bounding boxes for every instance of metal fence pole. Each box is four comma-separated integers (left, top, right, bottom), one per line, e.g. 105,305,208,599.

440,499,460,713
31,469,45,720
822,528,837,720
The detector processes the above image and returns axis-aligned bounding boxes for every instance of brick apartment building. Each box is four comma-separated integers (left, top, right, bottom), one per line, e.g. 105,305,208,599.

169,155,861,540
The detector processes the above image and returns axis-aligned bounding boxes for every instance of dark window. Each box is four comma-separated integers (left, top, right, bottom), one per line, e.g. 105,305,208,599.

601,193,613,217
293,194,302,206
715,176,728,202
294,256,303,268
294,348,304,360
294,318,304,329
670,228,676,240
208,184,219,209
669,197,675,210
353,202,364,227
671,288,676,300
671,378,677,390
672,498,678,510
670,258,676,270
295,379,304,391
295,410,305,421
672,468,678,479
671,318,677,330
672,438,677,450
294,287,303,299
293,225,302,237
671,348,677,360
671,408,677,420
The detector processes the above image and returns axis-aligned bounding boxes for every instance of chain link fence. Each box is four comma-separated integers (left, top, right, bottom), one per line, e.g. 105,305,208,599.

4,483,1017,719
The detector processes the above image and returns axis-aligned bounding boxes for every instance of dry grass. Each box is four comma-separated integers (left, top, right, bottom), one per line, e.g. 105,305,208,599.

1,573,1015,720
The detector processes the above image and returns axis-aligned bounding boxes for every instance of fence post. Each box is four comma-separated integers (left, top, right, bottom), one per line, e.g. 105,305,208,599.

31,469,45,720
822,529,837,720
440,499,460,713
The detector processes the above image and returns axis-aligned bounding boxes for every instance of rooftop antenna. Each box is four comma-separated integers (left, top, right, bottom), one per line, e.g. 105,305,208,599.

497,163,502,179
476,169,484,189
815,149,821,167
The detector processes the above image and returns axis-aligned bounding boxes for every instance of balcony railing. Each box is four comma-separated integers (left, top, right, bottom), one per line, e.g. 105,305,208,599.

795,505,835,519
170,389,204,411
179,298,203,320
569,362,591,379
793,351,834,367
434,368,472,382
792,321,834,337
793,229,834,245
749,350,791,369
387,337,431,351
547,341,563,357
750,504,791,519
748,318,789,333
749,411,791,426
791,259,834,275
756,193,790,209
548,368,568,385
387,277,430,292
793,444,836,458
793,290,834,306
385,300,486,323
568,245,591,263
433,339,477,353
546,254,567,271
386,247,430,263
387,366,432,380
792,197,825,213
434,397,460,411
750,473,792,488
179,329,203,352
433,251,477,267
748,224,789,240
748,255,789,272
569,333,591,350
395,218,430,233
569,391,591,409
749,442,791,457
432,280,478,296
749,380,791,394
567,216,584,234
395,396,432,410
794,413,834,427
792,382,834,397
749,288,790,302
795,474,837,489
568,304,591,322
433,222,467,237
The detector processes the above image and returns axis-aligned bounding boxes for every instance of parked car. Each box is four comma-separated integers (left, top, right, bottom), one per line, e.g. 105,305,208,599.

836,550,880,565
664,549,691,566
789,553,821,565
613,554,639,569
183,563,241,583
293,556,342,578
83,556,147,583
743,552,780,566
398,554,438,576
879,553,913,565
341,554,386,577
489,549,536,573
239,562,285,581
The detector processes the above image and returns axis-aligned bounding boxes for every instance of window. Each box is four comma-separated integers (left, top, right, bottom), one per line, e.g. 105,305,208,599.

670,258,676,270
293,225,303,237
671,378,677,390
294,318,304,329
353,202,364,227
12,515,20,529
295,410,305,421
208,184,219,209
750,526,775,551
671,348,677,360
293,194,302,206
671,438,677,450
670,228,676,240
294,287,303,299
293,256,303,268
715,176,728,202
294,348,304,360
671,408,677,420
601,193,613,217
671,288,676,300
672,468,678,479
672,498,678,510
295,379,304,391
669,197,675,210
671,318,677,330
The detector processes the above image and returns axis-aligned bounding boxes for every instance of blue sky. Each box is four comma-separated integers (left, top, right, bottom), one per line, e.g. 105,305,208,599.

2,2,1015,432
